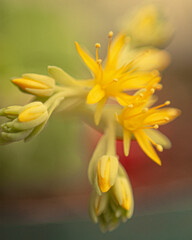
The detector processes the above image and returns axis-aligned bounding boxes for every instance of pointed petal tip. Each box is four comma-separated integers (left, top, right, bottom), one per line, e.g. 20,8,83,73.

156,159,162,166
94,117,100,126
75,41,79,49
124,150,129,157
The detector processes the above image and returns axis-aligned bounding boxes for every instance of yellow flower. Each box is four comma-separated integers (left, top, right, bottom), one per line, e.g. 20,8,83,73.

117,87,181,165
75,31,160,124
12,73,55,97
120,4,174,47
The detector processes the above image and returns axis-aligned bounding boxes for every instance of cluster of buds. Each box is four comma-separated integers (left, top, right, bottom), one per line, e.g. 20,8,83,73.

0,102,49,143
88,132,134,231
89,164,134,232
0,4,180,232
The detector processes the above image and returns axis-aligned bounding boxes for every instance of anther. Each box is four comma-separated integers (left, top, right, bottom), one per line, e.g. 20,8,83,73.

156,144,163,152
127,104,133,108
113,78,118,82
165,101,170,105
108,31,113,38
153,124,159,129
139,93,144,98
150,88,155,93
97,59,102,64
156,84,163,90
164,117,170,121
95,43,101,48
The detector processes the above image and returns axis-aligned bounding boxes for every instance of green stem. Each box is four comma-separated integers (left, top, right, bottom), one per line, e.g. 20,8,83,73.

105,120,116,156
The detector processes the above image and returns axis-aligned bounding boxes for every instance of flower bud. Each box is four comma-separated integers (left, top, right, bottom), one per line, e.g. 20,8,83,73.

112,176,134,212
12,73,55,97
120,4,174,48
0,102,48,144
89,191,108,223
0,106,21,119
97,155,119,193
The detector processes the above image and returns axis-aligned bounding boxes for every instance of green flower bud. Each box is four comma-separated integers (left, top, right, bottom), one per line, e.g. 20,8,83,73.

0,102,48,144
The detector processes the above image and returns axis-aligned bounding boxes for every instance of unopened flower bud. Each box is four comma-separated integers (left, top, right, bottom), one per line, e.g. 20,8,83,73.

97,155,119,193
0,102,48,144
112,176,134,212
89,191,108,223
12,73,55,97
0,106,21,119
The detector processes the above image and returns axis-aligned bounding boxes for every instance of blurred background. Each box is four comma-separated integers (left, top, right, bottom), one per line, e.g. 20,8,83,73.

0,0,192,239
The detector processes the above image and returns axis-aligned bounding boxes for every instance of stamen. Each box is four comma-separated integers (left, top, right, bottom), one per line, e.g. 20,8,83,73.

108,31,113,38
95,43,101,61
97,59,103,73
155,83,163,90
142,124,159,130
156,144,163,152
95,43,101,48
150,88,155,94
127,104,133,108
150,100,171,111
147,136,163,152
164,117,170,121
97,59,102,65
146,119,169,125
165,101,170,105
108,31,113,55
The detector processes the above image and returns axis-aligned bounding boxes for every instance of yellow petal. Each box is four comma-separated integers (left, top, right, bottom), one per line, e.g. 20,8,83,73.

105,33,126,70
18,103,47,122
134,129,161,165
97,155,118,193
134,49,171,71
144,129,171,149
87,84,105,104
75,42,99,76
116,93,133,106
119,72,160,90
12,78,49,90
94,97,107,125
144,108,181,125
97,157,111,192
